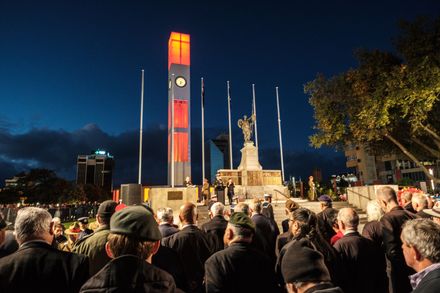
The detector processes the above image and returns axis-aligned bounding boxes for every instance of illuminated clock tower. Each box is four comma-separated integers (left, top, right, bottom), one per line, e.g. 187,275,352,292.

168,32,191,186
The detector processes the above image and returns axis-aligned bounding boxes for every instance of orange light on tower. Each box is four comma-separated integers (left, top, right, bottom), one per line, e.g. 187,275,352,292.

168,32,191,186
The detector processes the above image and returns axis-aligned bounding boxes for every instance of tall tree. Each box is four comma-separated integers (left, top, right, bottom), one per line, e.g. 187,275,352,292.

306,16,440,183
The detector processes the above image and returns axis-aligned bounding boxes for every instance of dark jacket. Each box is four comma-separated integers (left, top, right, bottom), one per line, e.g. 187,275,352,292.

334,231,388,293
317,207,338,243
162,225,211,293
159,223,179,238
80,255,178,293
204,242,278,293
412,267,440,293
0,240,89,293
361,220,383,248
303,282,344,293
381,206,416,293
152,245,187,292
281,218,289,233
73,225,112,276
275,231,291,257
404,202,416,214
201,215,228,252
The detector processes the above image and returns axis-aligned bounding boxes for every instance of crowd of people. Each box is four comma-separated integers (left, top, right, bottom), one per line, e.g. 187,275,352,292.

0,186,440,292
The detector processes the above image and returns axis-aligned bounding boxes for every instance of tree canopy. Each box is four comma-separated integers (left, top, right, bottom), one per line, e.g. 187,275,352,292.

306,16,440,183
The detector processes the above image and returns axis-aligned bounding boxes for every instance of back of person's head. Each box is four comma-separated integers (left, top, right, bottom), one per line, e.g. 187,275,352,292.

157,207,174,223
14,207,52,245
401,218,440,263
366,200,384,222
251,199,262,214
377,186,398,204
281,238,331,286
326,208,339,228
235,202,250,216
108,206,162,260
285,199,299,213
227,212,255,242
179,202,197,224
337,208,359,230
210,202,224,216
412,193,428,211
401,191,413,204
97,200,117,226
291,208,318,239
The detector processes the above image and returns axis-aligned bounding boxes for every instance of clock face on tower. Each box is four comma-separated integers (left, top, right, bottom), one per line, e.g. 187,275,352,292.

175,76,187,88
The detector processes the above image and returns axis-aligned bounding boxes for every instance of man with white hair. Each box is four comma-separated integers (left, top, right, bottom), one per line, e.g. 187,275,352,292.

401,218,440,292
0,207,89,292
334,208,388,293
412,193,431,218
157,207,179,237
201,202,228,252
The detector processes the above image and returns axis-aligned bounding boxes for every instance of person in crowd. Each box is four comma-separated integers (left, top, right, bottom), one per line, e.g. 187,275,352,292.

201,178,210,206
214,175,225,204
62,222,81,251
424,205,440,225
201,202,228,253
77,217,94,241
226,178,235,205
251,199,277,262
0,229,18,258
281,199,299,233
276,208,340,288
316,195,338,243
73,200,117,276
327,208,342,245
162,203,211,293
80,205,178,292
401,218,440,293
412,193,431,218
205,212,278,292
184,176,193,187
262,194,275,220
362,200,384,247
0,216,7,246
377,186,416,293
157,207,179,238
234,202,251,216
334,208,388,293
0,207,89,292
281,239,343,293
53,222,67,246
401,190,417,213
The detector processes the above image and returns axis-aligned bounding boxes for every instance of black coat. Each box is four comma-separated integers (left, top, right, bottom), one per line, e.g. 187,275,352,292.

281,218,289,233
201,215,228,252
152,245,187,292
204,242,278,293
380,206,416,293
303,282,344,293
80,255,178,293
412,267,440,293
159,223,179,238
251,214,277,261
317,207,338,243
334,231,388,293
162,225,212,293
0,241,89,293
361,220,383,248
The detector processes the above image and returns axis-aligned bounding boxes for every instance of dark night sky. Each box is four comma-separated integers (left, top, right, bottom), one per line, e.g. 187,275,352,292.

0,0,439,186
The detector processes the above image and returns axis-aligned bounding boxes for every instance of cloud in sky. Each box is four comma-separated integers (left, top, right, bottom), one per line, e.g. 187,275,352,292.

0,123,346,187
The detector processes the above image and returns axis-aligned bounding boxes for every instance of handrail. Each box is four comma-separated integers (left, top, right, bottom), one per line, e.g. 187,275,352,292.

273,189,290,200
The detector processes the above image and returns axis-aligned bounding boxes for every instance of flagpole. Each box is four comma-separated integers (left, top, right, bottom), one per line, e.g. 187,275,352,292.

201,77,205,183
227,81,233,169
276,86,285,183
138,69,144,185
171,74,175,188
252,84,258,149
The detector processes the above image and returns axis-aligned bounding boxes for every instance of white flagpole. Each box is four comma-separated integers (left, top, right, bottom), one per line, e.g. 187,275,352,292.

252,84,258,149
171,74,175,188
138,69,144,185
227,81,233,169
276,86,285,183
201,78,205,182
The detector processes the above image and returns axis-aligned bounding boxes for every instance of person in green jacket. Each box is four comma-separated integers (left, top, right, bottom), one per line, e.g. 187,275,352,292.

73,200,117,276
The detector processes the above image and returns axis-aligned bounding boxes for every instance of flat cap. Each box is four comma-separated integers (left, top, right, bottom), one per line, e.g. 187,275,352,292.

281,238,330,283
97,200,117,217
285,199,299,212
229,212,255,231
78,217,89,224
318,195,332,203
423,207,440,218
110,206,162,241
